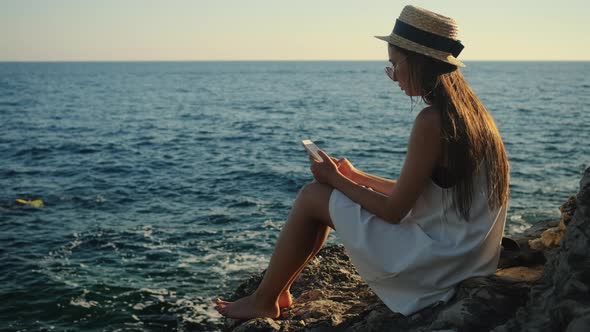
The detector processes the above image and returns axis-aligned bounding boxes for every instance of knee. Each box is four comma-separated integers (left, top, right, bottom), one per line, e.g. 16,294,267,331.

298,181,317,197
295,181,334,227
297,181,331,203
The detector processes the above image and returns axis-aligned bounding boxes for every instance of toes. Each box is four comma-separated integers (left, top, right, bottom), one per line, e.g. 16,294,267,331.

216,307,230,317
215,303,228,311
214,301,231,315
216,298,230,305
214,299,231,315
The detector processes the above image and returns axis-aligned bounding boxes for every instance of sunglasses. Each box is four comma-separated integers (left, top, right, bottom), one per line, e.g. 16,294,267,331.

384,56,408,81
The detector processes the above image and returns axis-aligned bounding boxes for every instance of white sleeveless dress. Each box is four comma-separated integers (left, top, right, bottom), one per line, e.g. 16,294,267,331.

328,170,507,316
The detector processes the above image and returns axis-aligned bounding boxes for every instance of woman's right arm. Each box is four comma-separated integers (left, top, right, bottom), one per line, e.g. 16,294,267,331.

332,157,396,195
351,169,396,195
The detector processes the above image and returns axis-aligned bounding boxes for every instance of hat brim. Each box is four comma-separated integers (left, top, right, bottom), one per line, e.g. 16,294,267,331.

375,34,465,67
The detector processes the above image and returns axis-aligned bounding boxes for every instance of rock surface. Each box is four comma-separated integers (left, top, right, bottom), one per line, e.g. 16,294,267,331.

494,168,590,332
221,167,589,332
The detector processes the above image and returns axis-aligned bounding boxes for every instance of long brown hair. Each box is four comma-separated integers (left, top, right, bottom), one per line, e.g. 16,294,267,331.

392,44,510,220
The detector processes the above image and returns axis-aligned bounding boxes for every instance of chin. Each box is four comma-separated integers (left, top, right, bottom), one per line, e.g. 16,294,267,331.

400,87,418,97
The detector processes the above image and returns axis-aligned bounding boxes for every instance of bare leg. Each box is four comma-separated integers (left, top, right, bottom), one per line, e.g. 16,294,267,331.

215,182,334,319
277,223,330,307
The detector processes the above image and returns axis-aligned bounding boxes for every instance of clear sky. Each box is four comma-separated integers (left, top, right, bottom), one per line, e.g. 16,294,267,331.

1,0,588,61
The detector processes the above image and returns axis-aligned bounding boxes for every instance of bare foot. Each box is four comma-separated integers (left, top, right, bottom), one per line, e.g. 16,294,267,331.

214,295,280,320
278,290,293,308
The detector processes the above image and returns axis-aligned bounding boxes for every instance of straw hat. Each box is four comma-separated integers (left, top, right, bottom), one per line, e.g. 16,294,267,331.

375,5,465,67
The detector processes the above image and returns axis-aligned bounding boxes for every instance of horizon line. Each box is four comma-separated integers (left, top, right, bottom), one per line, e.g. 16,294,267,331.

1,59,589,63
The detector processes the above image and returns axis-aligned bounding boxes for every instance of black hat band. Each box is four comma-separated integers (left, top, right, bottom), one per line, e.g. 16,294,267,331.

393,19,464,57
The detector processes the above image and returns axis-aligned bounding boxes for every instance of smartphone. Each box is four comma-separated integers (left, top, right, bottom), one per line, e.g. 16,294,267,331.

301,139,323,162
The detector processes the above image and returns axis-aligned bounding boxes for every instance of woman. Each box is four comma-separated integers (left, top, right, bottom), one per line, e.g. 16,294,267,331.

215,5,509,319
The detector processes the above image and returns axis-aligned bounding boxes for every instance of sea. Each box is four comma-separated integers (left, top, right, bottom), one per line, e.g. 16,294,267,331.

1,61,589,331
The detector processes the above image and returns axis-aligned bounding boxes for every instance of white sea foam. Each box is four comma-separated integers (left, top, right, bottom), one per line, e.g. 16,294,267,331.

100,242,117,249
139,287,169,295
143,228,153,238
70,290,99,309
37,233,86,288
233,229,267,242
179,251,229,265
181,255,203,264
70,298,99,309
506,214,532,235
210,252,269,275
173,297,223,323
132,302,150,310
263,219,283,230
178,254,207,268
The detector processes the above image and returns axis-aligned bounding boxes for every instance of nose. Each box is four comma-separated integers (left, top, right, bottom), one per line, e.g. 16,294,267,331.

385,67,397,82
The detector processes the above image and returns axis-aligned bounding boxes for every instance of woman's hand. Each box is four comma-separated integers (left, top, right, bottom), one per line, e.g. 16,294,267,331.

310,150,341,185
330,157,357,180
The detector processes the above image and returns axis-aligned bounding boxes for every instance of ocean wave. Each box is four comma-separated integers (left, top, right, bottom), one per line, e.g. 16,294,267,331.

13,146,53,157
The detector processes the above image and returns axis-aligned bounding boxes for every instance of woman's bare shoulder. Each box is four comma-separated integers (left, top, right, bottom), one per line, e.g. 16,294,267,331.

416,106,441,124
413,106,442,133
